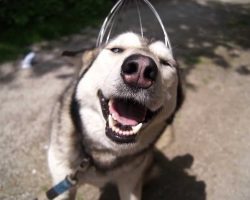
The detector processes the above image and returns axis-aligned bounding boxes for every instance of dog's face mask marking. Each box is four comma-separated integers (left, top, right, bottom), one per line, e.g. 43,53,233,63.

76,32,178,152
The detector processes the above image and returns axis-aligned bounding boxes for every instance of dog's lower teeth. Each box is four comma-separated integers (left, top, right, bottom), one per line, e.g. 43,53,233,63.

115,128,120,133
108,114,142,136
123,131,128,136
132,123,142,133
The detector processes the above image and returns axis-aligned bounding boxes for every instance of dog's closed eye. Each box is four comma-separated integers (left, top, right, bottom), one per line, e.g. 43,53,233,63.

110,47,124,54
160,59,171,67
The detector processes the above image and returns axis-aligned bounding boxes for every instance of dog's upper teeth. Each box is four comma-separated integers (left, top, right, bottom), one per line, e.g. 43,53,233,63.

108,115,115,127
112,113,118,121
132,123,143,134
108,99,113,108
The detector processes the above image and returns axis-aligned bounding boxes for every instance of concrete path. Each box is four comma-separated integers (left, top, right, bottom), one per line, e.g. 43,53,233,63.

0,0,250,199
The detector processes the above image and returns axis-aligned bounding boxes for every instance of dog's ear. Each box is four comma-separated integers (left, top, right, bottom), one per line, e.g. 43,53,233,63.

81,48,99,68
79,48,100,77
62,47,100,77
166,64,185,124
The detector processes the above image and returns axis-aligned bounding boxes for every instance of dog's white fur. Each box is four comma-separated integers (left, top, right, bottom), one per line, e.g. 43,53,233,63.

48,32,180,200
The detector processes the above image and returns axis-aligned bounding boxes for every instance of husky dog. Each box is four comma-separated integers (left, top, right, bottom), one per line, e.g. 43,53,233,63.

48,32,183,200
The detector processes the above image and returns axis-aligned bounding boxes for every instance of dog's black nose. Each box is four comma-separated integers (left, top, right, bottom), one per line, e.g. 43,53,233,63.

121,54,158,89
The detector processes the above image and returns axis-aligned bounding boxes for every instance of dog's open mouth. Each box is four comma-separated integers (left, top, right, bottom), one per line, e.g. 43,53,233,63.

98,90,159,144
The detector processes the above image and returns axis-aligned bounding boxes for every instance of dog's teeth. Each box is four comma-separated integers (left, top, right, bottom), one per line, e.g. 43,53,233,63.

108,115,114,127
109,113,142,136
115,128,119,133
108,99,113,108
129,131,134,135
132,123,143,134
122,131,128,135
111,126,116,132
109,99,119,121
112,113,117,121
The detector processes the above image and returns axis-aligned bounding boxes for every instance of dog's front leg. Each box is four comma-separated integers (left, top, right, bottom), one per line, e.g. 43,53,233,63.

117,179,142,200
116,153,153,200
48,165,78,200
48,148,78,200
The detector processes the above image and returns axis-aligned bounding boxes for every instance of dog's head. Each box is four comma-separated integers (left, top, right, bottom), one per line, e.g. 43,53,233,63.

74,32,183,155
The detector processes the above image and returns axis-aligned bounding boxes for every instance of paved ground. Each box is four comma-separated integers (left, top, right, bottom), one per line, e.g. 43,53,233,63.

0,0,250,199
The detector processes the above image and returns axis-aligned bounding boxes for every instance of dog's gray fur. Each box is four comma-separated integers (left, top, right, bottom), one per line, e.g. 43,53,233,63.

48,32,183,200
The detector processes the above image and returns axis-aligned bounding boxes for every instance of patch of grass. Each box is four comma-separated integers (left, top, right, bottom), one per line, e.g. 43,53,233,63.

227,17,250,29
0,0,112,63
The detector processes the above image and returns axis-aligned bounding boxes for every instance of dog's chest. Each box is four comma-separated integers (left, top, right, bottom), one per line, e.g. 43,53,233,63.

77,151,152,187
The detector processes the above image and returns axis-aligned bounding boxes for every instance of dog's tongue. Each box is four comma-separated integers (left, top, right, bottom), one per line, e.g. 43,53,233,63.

109,99,146,126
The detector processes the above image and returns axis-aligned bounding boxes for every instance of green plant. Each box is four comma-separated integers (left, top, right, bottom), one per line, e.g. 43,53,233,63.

0,0,112,63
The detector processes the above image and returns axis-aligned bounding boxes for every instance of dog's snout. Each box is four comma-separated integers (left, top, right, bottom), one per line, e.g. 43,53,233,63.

121,54,158,89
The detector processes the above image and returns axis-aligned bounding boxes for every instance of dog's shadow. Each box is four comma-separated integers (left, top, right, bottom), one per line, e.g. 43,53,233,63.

99,150,206,200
